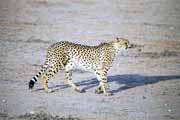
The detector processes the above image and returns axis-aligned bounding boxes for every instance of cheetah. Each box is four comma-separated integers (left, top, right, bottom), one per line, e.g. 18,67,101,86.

29,38,130,96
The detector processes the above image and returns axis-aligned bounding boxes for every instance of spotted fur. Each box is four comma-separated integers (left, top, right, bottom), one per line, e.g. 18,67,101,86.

29,38,130,96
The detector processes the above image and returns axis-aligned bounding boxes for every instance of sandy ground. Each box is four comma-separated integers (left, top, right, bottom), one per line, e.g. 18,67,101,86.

0,0,180,120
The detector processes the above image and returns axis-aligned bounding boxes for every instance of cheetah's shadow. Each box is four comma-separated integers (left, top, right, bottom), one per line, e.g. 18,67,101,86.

45,74,180,94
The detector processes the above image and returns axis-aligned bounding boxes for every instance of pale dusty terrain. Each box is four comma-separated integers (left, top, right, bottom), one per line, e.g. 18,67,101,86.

0,0,180,120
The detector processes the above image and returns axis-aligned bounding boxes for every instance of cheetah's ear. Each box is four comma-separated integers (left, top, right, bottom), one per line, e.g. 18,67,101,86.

116,37,124,42
116,37,122,42
116,37,120,41
116,37,127,42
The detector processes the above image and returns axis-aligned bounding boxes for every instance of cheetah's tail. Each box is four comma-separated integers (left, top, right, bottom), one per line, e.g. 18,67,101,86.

29,64,48,89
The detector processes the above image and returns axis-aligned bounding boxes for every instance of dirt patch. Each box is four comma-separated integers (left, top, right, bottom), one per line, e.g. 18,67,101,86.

0,0,180,120
1,112,80,120
138,50,180,58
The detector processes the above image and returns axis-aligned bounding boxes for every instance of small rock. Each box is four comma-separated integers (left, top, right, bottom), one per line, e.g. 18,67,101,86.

142,96,146,99
164,103,167,106
168,109,172,112
30,111,35,114
138,48,142,52
162,91,166,95
2,99,6,103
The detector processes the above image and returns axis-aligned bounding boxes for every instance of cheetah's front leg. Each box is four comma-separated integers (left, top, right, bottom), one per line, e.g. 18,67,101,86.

95,70,112,96
65,70,83,93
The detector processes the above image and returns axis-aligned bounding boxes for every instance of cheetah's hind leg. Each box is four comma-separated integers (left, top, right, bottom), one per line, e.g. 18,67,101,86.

65,70,85,93
41,63,61,93
41,75,54,93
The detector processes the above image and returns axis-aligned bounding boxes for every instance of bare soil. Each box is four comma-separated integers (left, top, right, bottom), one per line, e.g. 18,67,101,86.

0,0,180,120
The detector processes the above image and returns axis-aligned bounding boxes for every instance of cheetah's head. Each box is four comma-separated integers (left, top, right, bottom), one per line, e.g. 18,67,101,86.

112,37,131,50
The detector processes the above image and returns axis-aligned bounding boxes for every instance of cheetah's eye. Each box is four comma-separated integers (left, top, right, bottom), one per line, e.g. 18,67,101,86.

124,42,128,49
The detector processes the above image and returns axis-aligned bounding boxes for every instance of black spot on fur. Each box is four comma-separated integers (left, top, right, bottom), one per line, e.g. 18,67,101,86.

96,72,100,75
29,80,35,89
